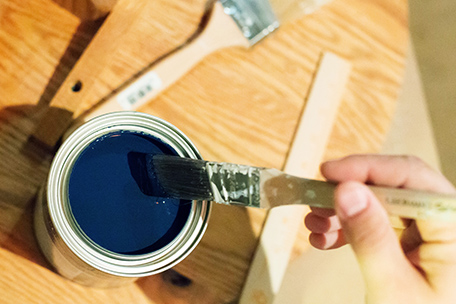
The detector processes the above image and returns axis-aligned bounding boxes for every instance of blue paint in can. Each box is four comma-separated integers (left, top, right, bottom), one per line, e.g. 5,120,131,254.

68,131,191,255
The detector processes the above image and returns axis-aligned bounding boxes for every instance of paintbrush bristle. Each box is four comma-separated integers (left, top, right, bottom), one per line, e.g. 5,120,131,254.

150,155,214,201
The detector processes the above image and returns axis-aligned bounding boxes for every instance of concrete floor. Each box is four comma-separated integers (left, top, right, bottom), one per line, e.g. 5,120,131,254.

383,0,456,181
410,1,456,183
381,42,440,171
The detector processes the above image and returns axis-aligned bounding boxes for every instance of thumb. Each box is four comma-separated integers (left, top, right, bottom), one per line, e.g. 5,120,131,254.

334,181,409,284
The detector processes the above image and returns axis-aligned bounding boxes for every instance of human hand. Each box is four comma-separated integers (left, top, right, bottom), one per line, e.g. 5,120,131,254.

305,155,456,303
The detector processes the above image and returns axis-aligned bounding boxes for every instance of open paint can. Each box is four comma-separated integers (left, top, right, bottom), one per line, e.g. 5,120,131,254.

34,112,211,287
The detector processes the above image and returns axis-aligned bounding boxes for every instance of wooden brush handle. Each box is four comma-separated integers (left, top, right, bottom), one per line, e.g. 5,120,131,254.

33,1,248,147
263,171,456,221
81,1,249,122
33,0,149,147
368,185,456,222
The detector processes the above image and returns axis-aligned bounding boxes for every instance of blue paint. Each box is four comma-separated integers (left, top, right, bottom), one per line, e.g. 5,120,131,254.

68,131,191,255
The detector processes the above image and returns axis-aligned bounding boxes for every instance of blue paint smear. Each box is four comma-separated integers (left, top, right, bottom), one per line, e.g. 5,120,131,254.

68,131,192,255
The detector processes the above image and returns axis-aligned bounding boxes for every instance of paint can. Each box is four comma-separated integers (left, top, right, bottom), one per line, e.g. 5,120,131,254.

34,112,211,287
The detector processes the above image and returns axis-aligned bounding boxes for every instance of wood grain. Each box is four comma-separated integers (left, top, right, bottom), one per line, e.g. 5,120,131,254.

51,0,117,20
81,1,250,122
239,52,351,304
0,0,408,303
32,0,150,147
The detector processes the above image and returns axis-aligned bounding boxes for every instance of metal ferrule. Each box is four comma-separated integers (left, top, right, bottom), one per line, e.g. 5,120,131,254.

220,0,280,45
205,161,261,208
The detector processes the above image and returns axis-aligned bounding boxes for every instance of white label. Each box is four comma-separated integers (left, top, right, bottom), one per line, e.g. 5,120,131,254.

116,71,163,110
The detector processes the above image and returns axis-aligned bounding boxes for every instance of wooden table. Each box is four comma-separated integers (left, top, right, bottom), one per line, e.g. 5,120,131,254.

0,0,408,303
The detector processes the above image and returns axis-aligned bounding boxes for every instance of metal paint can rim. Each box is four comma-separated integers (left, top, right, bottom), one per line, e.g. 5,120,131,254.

46,111,210,277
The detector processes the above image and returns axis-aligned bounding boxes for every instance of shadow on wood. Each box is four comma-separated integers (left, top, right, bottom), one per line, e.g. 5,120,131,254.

0,106,54,266
32,19,104,147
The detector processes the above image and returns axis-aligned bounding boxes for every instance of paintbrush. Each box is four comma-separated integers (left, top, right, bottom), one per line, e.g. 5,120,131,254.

81,0,334,120
33,0,334,147
135,155,456,222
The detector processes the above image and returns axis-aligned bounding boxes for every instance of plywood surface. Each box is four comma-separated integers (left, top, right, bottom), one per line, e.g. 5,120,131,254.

0,0,407,303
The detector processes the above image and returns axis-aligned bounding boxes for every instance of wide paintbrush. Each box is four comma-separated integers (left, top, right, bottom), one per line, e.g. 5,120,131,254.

81,0,334,120
134,154,456,222
34,0,334,147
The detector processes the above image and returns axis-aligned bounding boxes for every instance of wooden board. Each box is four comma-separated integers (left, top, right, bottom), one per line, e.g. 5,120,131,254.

32,0,151,147
239,52,352,304
0,0,408,303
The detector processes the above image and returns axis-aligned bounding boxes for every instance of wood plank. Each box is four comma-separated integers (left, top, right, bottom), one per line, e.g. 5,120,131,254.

81,1,249,122
239,52,352,304
32,0,150,147
0,0,407,302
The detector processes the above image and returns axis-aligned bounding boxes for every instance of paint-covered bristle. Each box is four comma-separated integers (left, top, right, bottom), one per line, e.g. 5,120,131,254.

149,155,214,201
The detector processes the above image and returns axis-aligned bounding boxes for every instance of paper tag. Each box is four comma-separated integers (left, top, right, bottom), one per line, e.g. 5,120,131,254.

116,71,163,110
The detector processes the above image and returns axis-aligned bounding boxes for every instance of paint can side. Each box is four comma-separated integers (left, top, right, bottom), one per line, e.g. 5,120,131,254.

33,112,211,287
34,185,134,287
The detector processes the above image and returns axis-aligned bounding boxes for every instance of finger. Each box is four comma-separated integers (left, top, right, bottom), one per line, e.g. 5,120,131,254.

417,219,456,243
334,181,412,283
321,155,456,194
414,220,456,290
309,230,346,250
305,212,341,233
309,206,336,217
407,240,456,300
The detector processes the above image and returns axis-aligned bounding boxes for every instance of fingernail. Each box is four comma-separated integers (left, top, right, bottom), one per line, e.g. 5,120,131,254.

336,184,368,219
